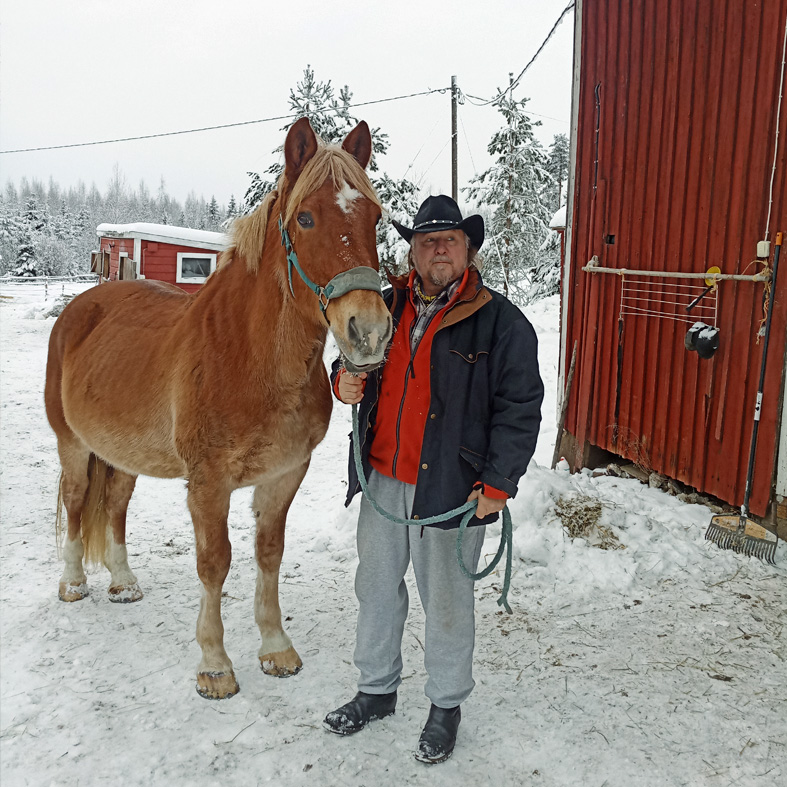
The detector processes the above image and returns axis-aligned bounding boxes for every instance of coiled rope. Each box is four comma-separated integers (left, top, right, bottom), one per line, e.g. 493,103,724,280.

351,405,514,613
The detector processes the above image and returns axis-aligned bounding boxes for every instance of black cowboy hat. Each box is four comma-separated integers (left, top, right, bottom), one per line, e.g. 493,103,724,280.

392,195,485,251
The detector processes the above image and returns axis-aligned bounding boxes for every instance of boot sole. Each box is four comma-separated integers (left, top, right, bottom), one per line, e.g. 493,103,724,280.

323,709,395,736
414,748,454,764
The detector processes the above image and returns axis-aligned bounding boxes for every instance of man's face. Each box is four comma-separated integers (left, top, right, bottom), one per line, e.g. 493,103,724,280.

411,229,469,296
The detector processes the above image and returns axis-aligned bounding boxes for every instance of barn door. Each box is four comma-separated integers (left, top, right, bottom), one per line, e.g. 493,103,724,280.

118,254,136,280
90,250,110,279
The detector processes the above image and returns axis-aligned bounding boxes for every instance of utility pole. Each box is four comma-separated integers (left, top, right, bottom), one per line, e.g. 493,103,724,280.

451,75,458,201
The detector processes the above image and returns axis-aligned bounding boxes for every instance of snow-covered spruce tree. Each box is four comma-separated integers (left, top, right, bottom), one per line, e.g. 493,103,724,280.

8,196,48,276
226,195,238,220
464,92,555,304
12,226,38,276
545,133,569,214
206,196,221,230
524,132,571,301
242,67,417,276
375,173,418,277
242,66,359,211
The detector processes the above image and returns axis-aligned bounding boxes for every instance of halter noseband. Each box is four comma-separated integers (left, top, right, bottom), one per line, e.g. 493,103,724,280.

278,215,382,313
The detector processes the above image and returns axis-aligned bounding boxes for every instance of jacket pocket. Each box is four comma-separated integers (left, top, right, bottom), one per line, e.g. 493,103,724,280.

459,446,486,473
449,349,489,364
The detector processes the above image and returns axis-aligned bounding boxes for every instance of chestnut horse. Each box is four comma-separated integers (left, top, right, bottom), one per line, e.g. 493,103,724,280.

45,118,391,699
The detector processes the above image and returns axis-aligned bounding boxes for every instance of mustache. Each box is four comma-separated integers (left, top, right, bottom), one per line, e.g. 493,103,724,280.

429,255,453,263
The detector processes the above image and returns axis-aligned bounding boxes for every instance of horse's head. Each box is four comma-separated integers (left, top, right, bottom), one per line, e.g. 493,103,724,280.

277,118,392,373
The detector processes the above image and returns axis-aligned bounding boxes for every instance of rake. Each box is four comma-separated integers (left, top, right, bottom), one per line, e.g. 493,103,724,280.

705,232,782,564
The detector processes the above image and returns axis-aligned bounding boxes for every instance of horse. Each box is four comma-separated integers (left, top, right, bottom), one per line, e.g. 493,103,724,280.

44,117,392,699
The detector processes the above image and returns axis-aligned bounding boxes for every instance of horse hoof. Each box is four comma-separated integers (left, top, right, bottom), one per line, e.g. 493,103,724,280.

260,647,303,677
196,671,239,700
59,582,89,602
108,583,144,603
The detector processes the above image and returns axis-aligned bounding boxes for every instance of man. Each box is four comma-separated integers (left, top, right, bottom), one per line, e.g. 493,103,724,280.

323,195,543,764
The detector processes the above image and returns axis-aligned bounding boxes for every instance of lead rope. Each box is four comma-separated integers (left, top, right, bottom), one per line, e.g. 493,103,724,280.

351,404,514,613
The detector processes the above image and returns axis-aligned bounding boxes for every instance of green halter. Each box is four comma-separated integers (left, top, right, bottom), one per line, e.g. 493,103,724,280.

278,215,382,313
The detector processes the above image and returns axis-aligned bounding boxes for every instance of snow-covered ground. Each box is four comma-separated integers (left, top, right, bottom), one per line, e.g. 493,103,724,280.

1,281,785,787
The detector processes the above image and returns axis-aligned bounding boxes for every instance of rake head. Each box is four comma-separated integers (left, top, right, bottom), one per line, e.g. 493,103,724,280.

705,515,778,564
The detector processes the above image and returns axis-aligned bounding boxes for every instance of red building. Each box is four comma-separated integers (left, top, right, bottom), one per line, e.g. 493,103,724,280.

559,1,787,531
94,223,227,294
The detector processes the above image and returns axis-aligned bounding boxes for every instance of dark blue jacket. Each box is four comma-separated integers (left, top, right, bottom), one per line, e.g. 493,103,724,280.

331,269,543,529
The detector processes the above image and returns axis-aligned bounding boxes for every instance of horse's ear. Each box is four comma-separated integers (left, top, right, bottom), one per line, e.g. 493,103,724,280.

342,121,373,169
284,117,319,183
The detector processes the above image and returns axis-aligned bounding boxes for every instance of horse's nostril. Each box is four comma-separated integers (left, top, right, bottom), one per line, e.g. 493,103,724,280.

347,316,361,344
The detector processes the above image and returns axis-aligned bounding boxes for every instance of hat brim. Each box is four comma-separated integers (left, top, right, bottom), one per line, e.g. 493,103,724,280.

392,214,484,251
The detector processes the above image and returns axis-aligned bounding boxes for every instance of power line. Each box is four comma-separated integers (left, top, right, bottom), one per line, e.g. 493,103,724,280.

1,7,574,160
464,2,575,107
0,87,450,155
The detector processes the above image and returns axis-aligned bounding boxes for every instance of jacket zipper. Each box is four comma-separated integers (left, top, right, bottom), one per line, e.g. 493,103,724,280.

391,343,417,478
390,276,482,481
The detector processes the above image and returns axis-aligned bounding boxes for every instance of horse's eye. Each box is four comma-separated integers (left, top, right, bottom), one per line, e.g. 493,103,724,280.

297,212,314,228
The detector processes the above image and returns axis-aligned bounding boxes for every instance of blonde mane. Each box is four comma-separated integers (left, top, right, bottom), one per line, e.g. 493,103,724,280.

222,144,381,274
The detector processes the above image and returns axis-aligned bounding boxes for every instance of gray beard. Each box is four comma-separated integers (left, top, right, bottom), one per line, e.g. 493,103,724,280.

427,269,454,290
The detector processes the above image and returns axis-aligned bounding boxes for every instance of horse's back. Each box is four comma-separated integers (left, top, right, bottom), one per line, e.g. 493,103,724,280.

46,280,192,478
49,279,186,354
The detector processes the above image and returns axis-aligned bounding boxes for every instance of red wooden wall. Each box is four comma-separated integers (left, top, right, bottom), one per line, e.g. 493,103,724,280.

99,237,135,280
139,241,213,294
98,238,213,294
564,0,787,515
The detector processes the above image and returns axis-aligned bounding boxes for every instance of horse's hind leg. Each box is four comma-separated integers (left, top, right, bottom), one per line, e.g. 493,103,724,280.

253,461,309,677
103,468,143,603
188,473,238,700
57,441,92,602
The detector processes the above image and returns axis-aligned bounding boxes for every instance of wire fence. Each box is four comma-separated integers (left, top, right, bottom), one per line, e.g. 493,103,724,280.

0,274,99,302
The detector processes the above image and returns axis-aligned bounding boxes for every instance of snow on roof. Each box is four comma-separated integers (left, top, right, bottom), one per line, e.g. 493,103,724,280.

96,222,228,251
549,205,567,229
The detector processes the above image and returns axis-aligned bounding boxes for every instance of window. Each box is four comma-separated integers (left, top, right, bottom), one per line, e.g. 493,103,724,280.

176,253,217,284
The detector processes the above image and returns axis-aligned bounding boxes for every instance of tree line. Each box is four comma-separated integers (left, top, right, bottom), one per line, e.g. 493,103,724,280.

243,67,569,303
0,168,236,278
1,67,569,304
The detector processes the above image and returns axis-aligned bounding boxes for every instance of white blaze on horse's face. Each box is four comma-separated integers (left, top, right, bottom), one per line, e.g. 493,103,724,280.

309,184,391,374
336,183,362,215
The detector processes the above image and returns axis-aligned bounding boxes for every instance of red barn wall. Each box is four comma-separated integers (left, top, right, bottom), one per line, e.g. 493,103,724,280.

97,237,218,293
139,241,215,294
99,237,135,280
564,0,787,515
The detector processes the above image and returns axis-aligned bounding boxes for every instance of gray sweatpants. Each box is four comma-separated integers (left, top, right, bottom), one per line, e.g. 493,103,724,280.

354,469,486,709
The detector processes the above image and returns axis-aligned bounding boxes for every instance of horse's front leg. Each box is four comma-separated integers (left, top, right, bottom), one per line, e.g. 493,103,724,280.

187,473,238,699
253,460,310,677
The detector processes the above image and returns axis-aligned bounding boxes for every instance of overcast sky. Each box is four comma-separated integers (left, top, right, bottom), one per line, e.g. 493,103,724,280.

0,0,575,207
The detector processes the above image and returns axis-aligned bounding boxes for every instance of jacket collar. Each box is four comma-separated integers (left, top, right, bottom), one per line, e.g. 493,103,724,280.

387,266,490,327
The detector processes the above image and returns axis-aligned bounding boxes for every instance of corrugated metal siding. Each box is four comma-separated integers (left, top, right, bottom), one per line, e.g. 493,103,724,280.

565,0,787,515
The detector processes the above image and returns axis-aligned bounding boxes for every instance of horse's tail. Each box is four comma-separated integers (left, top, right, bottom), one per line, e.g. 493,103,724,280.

80,454,111,566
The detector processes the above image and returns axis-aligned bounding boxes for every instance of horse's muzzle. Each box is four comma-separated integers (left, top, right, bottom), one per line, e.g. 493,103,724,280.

335,312,391,373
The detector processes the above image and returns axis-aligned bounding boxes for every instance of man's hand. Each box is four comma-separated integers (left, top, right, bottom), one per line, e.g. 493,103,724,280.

337,371,367,404
466,488,507,519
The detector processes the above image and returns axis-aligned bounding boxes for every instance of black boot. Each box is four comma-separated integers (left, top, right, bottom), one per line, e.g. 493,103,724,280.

414,704,461,764
323,690,397,735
